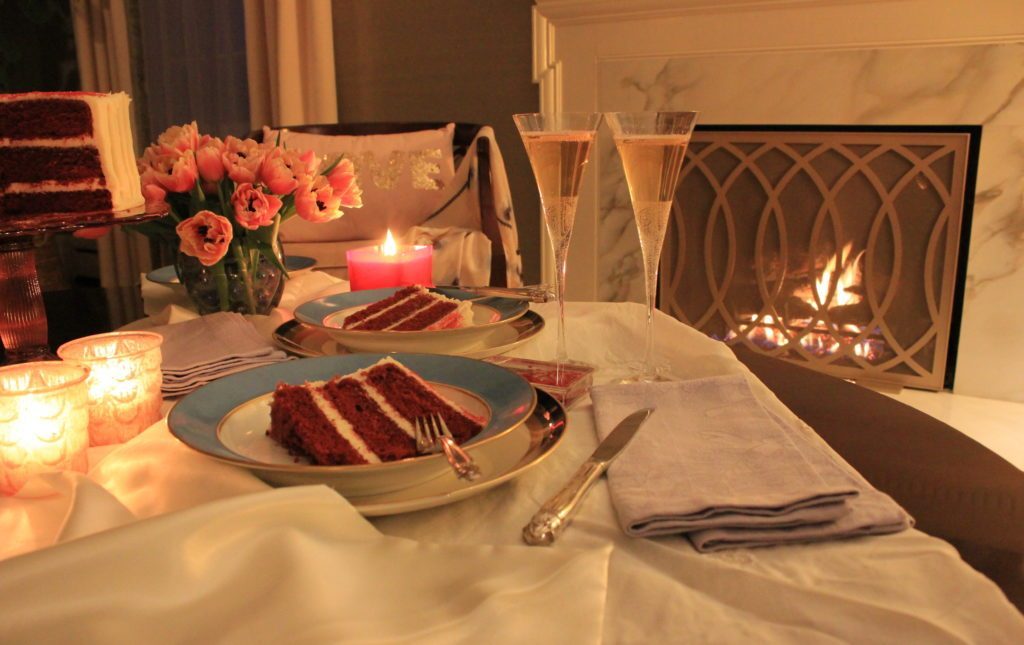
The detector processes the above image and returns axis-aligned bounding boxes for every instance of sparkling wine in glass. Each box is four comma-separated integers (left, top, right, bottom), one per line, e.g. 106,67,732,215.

606,111,699,382
514,113,602,381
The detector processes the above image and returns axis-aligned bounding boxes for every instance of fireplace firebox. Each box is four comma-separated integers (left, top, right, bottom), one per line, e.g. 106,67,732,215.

661,126,979,391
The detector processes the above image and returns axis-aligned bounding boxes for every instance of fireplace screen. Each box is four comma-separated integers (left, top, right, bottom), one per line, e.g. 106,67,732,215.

661,126,978,390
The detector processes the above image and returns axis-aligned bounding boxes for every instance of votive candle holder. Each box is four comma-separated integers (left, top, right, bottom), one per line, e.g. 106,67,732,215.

57,331,163,446
0,362,90,495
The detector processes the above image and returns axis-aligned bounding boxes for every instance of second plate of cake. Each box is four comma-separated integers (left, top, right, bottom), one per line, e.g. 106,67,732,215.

293,286,531,354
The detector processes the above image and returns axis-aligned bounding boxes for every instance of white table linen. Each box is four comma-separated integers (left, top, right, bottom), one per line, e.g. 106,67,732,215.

0,484,609,644
1,295,1021,643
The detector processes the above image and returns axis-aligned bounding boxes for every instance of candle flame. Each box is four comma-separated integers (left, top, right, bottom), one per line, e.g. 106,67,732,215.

382,229,398,256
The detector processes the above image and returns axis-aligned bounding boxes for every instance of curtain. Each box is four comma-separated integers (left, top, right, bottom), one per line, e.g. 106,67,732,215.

70,0,152,290
243,0,338,129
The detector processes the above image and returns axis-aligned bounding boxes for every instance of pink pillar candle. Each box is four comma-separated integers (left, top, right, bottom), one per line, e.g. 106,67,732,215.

0,362,90,496
347,244,433,291
57,331,163,446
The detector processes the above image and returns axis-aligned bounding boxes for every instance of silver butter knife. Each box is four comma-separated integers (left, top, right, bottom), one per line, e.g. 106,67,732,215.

436,285,555,303
522,407,654,546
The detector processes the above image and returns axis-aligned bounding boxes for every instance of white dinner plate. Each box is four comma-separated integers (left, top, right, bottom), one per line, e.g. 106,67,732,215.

351,388,566,516
272,310,545,360
292,287,530,355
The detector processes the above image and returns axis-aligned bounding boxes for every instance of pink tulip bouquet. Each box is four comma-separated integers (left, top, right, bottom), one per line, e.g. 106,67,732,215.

134,122,361,314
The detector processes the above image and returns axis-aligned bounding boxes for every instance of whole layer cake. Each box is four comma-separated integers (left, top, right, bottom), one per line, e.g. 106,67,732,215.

0,91,144,218
341,285,472,331
269,356,485,465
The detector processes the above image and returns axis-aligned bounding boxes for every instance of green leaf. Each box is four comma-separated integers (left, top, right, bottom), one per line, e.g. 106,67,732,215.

320,154,344,176
256,240,288,278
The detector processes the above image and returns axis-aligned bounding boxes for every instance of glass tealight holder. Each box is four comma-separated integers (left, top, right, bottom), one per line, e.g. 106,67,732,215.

0,362,90,495
57,331,163,446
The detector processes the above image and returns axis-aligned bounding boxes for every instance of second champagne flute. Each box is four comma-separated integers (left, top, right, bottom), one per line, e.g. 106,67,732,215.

606,111,698,382
514,112,602,384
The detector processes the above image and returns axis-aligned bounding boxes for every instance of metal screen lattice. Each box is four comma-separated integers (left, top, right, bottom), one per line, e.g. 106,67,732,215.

661,128,975,390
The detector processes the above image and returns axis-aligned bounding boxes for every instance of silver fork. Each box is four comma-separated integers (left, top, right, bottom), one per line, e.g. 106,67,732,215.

415,413,482,481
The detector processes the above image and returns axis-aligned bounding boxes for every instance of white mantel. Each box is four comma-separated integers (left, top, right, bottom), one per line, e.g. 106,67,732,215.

533,0,1024,403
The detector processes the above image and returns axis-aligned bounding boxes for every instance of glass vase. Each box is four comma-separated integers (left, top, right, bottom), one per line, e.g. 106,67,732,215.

176,251,284,315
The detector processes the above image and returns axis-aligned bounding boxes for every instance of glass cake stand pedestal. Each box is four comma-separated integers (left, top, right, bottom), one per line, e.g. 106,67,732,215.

0,205,166,364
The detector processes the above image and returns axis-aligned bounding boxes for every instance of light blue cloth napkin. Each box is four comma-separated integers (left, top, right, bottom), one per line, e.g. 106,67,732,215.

591,375,912,551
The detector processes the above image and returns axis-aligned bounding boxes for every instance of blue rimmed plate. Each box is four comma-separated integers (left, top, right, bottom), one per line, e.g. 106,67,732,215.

293,287,530,355
147,255,317,284
167,353,537,496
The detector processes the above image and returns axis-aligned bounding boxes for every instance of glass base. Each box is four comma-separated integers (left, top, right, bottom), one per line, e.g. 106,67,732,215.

605,361,676,384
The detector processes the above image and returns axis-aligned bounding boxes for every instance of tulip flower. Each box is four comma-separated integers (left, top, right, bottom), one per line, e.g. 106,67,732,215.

231,183,283,230
176,210,234,266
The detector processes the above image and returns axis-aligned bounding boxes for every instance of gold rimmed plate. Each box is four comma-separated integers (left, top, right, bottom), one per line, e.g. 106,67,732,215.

273,310,545,360
167,353,537,497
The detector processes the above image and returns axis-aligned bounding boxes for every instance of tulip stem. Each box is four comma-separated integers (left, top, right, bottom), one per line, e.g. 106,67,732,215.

212,261,230,312
231,241,257,314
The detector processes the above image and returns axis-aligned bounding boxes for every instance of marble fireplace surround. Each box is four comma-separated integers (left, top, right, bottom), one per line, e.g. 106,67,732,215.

533,0,1024,402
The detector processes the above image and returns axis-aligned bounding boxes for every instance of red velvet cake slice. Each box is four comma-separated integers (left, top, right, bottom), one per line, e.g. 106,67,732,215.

341,285,472,331
268,357,485,466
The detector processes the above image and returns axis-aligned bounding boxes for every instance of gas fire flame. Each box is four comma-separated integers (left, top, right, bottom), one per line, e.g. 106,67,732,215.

794,242,864,311
737,243,884,361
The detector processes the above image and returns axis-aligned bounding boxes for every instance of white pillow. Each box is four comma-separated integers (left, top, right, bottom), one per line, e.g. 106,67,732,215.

265,124,457,243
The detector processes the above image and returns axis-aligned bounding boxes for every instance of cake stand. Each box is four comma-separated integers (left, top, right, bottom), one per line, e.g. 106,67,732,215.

0,205,166,363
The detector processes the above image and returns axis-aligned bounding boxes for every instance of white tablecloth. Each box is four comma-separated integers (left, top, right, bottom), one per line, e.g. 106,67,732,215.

1,285,1021,642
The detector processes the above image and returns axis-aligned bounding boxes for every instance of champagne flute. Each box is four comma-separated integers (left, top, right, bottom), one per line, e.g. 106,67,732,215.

606,111,699,382
514,112,602,383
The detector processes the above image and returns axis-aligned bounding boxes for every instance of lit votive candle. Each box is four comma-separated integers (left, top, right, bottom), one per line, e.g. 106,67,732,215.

57,331,163,446
0,362,90,496
346,229,433,291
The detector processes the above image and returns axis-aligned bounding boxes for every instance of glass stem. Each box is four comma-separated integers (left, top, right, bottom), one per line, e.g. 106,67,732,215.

642,258,659,381
554,243,569,367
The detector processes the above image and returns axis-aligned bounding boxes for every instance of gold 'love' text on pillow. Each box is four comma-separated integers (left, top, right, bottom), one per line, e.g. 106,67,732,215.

347,149,445,191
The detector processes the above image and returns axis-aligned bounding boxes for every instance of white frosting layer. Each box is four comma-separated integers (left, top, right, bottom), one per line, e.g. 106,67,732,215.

0,137,93,147
7,179,104,192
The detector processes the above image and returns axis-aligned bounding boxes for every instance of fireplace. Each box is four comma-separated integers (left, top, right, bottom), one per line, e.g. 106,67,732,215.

661,126,980,391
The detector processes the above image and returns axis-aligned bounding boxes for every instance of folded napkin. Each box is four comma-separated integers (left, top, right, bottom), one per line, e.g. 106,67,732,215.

591,376,912,552
148,312,290,396
0,486,611,644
